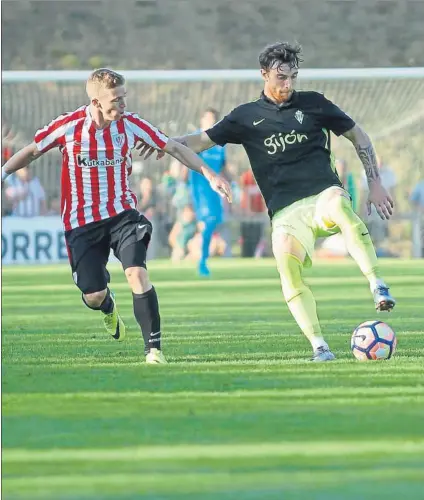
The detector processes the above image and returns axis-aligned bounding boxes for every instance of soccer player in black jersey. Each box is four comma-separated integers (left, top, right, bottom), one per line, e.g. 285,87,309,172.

137,42,395,362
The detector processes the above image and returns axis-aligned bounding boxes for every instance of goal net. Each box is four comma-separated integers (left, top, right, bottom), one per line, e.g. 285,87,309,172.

2,68,424,255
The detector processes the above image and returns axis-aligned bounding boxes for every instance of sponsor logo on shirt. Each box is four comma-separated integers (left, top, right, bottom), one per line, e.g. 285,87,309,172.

264,131,308,155
76,155,124,167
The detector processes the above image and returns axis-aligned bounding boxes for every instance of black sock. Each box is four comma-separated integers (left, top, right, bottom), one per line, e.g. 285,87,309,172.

133,286,161,354
82,288,114,314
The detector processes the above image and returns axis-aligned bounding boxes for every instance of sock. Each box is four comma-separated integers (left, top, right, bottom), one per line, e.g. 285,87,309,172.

278,253,327,351
200,218,218,265
133,286,161,354
82,288,114,314
327,196,383,290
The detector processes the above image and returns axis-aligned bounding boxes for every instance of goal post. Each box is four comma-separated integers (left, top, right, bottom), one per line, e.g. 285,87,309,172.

2,68,424,257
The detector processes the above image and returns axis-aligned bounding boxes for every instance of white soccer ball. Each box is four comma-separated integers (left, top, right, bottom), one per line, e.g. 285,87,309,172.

351,321,397,361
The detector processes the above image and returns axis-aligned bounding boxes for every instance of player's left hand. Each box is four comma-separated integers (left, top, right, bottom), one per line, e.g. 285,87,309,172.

209,174,233,204
367,182,394,220
135,140,165,160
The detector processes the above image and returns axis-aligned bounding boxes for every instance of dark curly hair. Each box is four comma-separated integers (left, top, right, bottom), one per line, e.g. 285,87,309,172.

259,42,303,72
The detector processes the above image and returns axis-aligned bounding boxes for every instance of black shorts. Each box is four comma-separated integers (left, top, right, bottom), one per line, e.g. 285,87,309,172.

65,209,152,294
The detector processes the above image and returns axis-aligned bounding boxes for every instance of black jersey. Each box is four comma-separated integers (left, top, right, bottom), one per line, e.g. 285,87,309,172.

206,91,355,217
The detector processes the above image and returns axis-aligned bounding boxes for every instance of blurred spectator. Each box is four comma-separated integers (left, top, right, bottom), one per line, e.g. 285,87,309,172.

184,225,227,262
159,158,180,199
4,167,47,217
138,175,170,259
410,178,424,257
2,144,13,165
1,190,13,217
225,162,241,207
168,204,199,262
153,159,183,246
361,156,397,254
171,165,191,213
161,163,192,256
335,159,359,212
219,162,240,258
47,193,61,215
138,176,158,220
2,143,15,216
239,168,267,257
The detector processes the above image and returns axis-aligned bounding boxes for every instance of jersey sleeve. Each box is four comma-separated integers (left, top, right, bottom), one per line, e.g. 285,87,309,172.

34,114,69,153
206,108,244,146
316,94,356,136
126,113,169,149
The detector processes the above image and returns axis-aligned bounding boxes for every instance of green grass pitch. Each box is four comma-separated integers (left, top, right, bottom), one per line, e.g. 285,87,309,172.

2,258,424,499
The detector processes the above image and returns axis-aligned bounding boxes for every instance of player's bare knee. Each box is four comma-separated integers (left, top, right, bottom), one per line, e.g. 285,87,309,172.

83,289,107,308
125,266,151,294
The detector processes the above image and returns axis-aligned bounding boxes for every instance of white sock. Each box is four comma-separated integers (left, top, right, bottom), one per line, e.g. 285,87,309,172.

369,278,387,293
310,337,329,351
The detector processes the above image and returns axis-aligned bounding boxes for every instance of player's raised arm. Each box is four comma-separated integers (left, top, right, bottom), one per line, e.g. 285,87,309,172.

163,138,232,203
136,107,242,160
136,131,216,160
343,124,394,220
173,131,216,153
128,113,232,203
2,106,78,184
1,142,43,183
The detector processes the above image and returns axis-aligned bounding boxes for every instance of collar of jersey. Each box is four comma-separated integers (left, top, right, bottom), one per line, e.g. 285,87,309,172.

85,105,97,130
258,91,297,110
85,105,119,131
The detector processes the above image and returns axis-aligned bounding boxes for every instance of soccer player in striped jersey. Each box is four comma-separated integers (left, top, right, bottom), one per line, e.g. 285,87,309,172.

1,68,232,364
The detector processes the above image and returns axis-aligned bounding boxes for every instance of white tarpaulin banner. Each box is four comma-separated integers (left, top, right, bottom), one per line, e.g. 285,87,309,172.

1,216,148,265
1,216,68,265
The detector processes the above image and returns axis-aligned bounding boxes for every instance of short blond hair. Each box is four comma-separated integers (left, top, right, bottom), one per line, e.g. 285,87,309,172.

86,68,125,98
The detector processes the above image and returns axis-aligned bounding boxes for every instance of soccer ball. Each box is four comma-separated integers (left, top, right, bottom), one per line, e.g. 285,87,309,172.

351,321,397,361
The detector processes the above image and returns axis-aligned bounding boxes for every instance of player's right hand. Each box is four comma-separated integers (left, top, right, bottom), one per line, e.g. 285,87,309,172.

209,174,233,204
367,182,394,220
135,140,165,160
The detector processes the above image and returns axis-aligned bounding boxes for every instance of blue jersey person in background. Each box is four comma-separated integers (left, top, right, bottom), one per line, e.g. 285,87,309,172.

189,108,227,277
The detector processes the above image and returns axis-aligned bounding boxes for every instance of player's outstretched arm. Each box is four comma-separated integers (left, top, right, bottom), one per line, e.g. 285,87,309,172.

136,131,215,160
163,138,232,203
343,124,393,220
173,131,216,153
1,142,43,183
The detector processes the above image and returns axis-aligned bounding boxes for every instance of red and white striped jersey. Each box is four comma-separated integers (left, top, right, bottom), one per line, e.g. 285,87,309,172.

34,105,168,231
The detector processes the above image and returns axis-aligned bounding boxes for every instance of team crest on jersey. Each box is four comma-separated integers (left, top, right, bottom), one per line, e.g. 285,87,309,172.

295,110,304,124
113,134,125,147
